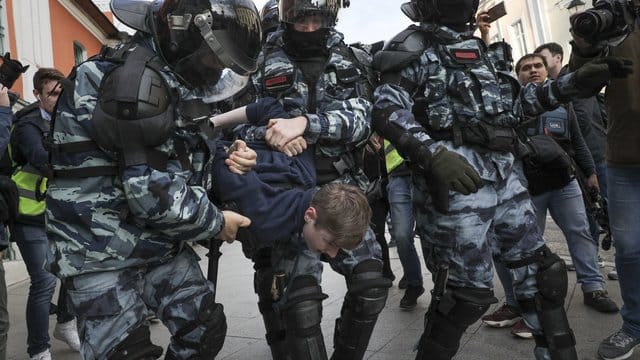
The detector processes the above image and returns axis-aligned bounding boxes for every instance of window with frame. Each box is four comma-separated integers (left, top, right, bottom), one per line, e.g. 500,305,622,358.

73,41,86,65
0,0,6,54
509,19,528,62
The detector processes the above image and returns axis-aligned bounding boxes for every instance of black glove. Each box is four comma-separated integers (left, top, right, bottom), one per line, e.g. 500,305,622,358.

425,148,483,213
574,56,634,97
0,175,18,224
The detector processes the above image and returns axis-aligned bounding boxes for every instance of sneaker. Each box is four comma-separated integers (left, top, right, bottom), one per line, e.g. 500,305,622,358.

29,349,51,360
566,262,576,271
584,290,619,313
388,239,397,248
608,270,619,280
598,329,640,360
398,276,408,289
598,254,606,268
399,285,425,310
481,303,522,328
510,319,533,339
54,319,81,351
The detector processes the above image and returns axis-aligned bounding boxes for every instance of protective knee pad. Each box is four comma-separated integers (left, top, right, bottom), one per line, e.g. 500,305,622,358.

416,287,497,360
281,275,329,360
510,246,577,360
107,326,163,360
332,260,391,360
173,293,227,358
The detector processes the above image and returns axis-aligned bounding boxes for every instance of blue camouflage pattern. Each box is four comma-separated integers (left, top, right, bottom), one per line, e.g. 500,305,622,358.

239,28,373,191
46,38,225,278
46,37,229,359
374,24,580,360
67,247,217,359
241,27,384,308
271,227,382,307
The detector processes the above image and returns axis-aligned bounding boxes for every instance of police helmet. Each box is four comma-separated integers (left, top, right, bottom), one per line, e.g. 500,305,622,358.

278,0,350,29
401,0,479,27
261,0,280,38
149,0,262,88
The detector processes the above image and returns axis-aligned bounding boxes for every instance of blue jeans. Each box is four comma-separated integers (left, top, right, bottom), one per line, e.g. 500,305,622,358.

0,256,7,360
607,166,640,338
532,179,604,293
387,175,422,287
12,223,64,356
495,179,604,308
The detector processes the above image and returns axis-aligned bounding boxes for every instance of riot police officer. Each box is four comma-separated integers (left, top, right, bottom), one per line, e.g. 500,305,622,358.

236,1,391,359
372,0,630,359
45,0,261,358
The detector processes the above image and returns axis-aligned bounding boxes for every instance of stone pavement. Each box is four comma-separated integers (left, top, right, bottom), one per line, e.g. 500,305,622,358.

4,218,631,360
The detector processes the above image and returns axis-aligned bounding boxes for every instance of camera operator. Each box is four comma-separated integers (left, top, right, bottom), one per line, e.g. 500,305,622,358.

569,1,640,359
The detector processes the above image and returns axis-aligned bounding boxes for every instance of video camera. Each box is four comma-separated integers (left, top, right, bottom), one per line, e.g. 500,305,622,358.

571,0,639,46
0,53,29,105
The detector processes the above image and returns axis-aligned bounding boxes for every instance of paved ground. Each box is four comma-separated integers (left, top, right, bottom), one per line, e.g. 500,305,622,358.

4,217,633,360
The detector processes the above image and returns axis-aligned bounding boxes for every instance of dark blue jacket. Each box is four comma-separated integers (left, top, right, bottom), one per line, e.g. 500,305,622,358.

0,105,12,250
213,96,316,245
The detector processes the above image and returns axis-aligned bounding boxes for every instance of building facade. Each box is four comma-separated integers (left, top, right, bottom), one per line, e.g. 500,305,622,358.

478,0,592,70
0,0,118,102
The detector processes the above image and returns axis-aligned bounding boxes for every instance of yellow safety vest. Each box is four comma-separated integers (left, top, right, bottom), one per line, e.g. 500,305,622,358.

384,139,404,174
11,164,47,217
9,105,49,218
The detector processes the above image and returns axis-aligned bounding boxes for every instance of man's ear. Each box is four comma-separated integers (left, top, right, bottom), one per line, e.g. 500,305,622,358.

304,207,317,222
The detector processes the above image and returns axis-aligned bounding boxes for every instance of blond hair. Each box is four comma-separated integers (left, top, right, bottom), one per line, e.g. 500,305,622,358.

310,183,371,250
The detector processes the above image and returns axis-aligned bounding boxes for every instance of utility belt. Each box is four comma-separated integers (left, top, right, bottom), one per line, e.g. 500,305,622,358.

315,153,356,186
427,122,520,153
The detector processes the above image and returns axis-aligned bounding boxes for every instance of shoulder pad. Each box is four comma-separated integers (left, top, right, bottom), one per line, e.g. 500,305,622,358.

373,26,427,73
110,0,153,34
349,46,372,68
383,25,428,53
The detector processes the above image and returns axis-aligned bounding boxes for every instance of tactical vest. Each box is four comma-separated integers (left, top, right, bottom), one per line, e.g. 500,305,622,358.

10,106,49,222
260,39,373,186
49,44,198,180
412,37,522,151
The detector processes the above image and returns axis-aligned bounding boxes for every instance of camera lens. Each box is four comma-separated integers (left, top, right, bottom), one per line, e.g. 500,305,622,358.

572,8,615,41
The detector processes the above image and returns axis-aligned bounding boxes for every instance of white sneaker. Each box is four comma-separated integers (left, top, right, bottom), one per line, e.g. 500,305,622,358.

29,349,52,360
53,319,81,351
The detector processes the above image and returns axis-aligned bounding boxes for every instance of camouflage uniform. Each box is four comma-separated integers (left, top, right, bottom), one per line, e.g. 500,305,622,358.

46,37,226,359
246,27,381,290
237,28,389,360
374,24,581,360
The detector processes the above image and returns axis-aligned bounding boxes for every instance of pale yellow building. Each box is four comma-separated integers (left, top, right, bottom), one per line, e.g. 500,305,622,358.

477,0,593,68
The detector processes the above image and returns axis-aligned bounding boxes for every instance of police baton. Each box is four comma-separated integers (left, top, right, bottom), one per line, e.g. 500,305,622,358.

207,238,224,302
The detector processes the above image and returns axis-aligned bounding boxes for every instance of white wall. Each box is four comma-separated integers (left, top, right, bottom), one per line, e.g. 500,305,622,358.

13,0,54,103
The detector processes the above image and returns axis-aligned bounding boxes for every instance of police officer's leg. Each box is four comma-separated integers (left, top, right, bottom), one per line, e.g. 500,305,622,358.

253,247,289,360
328,228,391,360
412,176,499,360
416,246,498,360
495,163,577,360
67,269,162,360
280,275,328,360
273,240,328,360
142,246,226,359
505,246,577,360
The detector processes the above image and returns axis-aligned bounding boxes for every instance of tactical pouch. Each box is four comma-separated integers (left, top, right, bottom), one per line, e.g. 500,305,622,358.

519,135,574,196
